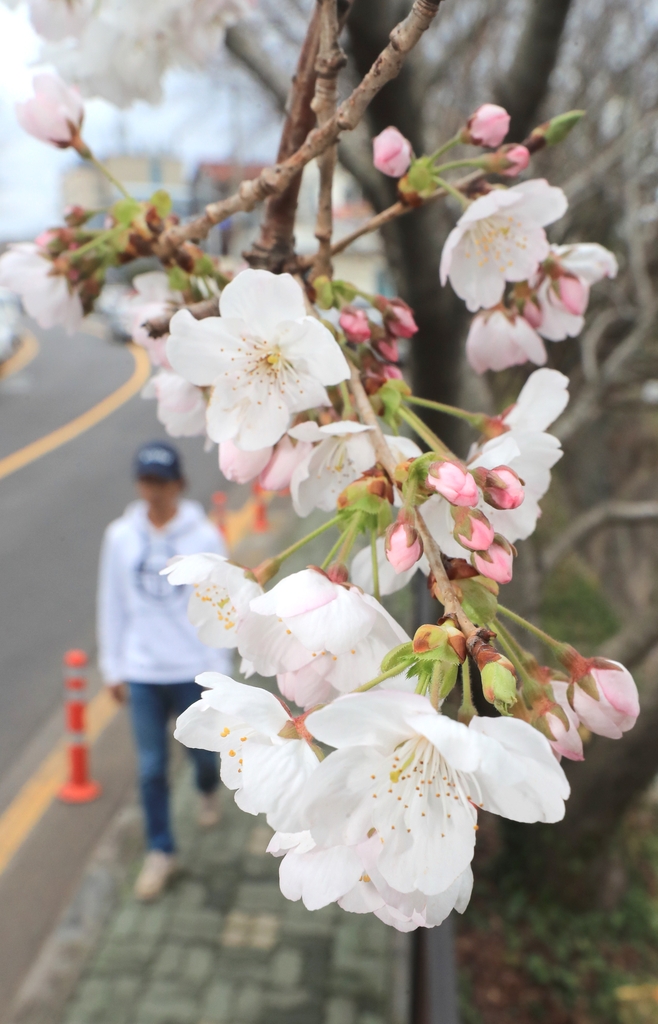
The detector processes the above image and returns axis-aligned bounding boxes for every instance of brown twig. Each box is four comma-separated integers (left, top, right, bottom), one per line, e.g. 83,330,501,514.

347,360,477,638
298,169,483,270
243,4,323,271
310,0,346,279
153,0,444,262
145,297,219,338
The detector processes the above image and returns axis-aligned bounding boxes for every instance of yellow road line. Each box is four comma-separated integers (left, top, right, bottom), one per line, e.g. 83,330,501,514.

0,343,151,483
0,689,119,877
0,331,39,380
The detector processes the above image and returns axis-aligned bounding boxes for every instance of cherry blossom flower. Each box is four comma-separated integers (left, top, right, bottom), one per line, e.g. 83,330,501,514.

162,553,262,650
0,243,82,333
219,440,273,484
167,270,349,451
39,0,253,107
142,370,207,437
426,461,478,506
339,307,371,343
465,104,510,148
174,673,319,832
465,368,569,545
259,435,313,492
373,127,413,178
289,421,376,516
572,660,639,740
466,307,547,374
269,830,474,931
303,692,569,896
239,568,412,709
15,73,84,147
440,180,568,312
116,271,179,368
532,243,619,342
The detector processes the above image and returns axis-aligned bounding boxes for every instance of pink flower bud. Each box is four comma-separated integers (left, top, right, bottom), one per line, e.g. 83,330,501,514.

427,460,479,506
339,307,371,344
472,538,514,584
452,507,495,551
385,522,423,573
558,274,588,316
16,73,84,148
373,127,413,178
465,104,510,148
522,297,543,329
376,337,399,362
388,299,418,338
500,144,530,177
545,682,584,761
219,439,272,484
382,364,403,380
571,659,639,739
479,465,525,511
259,435,313,492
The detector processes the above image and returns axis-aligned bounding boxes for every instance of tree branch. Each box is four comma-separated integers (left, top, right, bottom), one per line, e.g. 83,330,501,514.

310,0,346,278
347,360,477,637
145,297,219,338
541,500,658,574
153,0,445,261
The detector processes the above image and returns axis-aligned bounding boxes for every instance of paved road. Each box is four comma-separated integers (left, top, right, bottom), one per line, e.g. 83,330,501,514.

0,318,227,1016
0,318,222,791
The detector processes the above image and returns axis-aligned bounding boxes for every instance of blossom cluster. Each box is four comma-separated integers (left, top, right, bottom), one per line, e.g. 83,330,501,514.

0,80,641,932
6,0,252,107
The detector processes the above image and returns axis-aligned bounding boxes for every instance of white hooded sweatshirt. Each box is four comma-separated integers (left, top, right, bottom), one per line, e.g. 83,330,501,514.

97,499,231,684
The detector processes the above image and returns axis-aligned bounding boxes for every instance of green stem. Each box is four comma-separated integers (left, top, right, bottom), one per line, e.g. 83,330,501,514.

493,619,542,704
497,604,565,654
66,224,126,260
321,531,345,571
353,664,407,693
458,658,478,723
434,175,470,208
339,381,354,418
87,153,131,199
404,395,484,429
275,515,342,564
429,661,442,710
370,529,381,603
336,519,361,565
398,406,451,455
434,157,485,175
428,133,462,162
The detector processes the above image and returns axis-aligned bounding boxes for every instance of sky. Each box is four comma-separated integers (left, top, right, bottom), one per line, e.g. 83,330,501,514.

0,3,283,240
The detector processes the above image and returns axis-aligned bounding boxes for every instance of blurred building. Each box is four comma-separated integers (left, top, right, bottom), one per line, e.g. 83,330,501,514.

61,156,190,216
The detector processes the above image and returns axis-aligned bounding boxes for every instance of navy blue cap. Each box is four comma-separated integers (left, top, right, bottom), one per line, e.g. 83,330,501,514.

134,441,183,481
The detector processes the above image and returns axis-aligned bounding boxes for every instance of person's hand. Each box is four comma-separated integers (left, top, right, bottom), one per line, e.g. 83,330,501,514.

107,682,127,705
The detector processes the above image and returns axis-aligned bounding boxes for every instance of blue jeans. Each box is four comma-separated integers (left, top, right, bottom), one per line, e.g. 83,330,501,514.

128,682,219,853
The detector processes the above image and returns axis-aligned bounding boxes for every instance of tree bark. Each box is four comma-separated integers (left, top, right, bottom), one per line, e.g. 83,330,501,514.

495,0,575,141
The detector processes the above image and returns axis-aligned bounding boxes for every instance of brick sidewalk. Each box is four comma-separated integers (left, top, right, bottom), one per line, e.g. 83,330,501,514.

58,765,409,1024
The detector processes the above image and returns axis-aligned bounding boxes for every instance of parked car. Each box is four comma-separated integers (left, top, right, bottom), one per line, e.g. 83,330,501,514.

0,287,22,363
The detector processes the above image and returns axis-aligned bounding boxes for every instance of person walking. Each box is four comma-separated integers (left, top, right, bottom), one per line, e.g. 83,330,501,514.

97,440,230,901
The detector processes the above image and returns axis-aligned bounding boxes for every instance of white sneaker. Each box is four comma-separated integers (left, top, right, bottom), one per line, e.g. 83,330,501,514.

133,851,178,901
198,791,221,828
